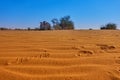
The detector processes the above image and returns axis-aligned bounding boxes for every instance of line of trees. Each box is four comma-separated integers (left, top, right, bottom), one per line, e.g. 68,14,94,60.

30,22,118,30
0,15,118,30
0,15,74,31
0,27,10,30
39,15,74,30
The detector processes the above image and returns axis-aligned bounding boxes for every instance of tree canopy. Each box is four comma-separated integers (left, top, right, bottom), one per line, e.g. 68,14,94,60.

40,21,51,30
100,23,117,30
51,16,74,30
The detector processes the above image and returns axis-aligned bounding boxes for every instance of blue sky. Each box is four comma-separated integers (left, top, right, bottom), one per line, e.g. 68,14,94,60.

0,0,120,29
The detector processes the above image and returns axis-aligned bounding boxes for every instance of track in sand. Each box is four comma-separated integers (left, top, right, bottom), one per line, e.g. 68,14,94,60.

0,30,120,80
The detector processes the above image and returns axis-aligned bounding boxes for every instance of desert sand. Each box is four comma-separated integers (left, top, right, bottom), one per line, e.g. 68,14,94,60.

0,30,120,80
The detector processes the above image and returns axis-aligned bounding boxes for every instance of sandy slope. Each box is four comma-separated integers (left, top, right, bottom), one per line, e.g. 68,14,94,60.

0,30,120,80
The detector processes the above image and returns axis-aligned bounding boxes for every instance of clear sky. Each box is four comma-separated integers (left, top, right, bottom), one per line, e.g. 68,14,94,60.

0,0,120,29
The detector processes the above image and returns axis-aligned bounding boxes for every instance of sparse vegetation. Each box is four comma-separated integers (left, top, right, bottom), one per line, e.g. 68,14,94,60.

51,16,74,30
100,23,117,30
27,27,31,31
0,27,9,30
0,19,118,31
51,18,62,30
89,28,93,30
40,21,51,30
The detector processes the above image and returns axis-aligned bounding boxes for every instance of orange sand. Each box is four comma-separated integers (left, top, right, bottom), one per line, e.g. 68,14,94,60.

0,30,120,80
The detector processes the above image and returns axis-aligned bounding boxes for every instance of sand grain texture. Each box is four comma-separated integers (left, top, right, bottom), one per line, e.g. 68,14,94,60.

0,30,120,80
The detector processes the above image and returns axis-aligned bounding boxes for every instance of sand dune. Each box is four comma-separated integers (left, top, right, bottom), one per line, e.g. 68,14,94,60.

0,30,120,80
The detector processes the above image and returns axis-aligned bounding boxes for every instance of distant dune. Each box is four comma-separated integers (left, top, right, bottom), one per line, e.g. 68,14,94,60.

0,30,120,80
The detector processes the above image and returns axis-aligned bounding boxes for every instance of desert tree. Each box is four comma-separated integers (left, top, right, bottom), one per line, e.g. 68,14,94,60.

100,23,117,30
0,27,9,30
51,16,74,30
27,27,31,31
51,18,61,30
60,16,74,30
40,21,51,30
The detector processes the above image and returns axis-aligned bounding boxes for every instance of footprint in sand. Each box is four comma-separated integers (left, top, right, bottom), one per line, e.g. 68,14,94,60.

75,50,94,57
35,53,50,58
71,46,80,50
96,44,116,50
64,76,72,80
